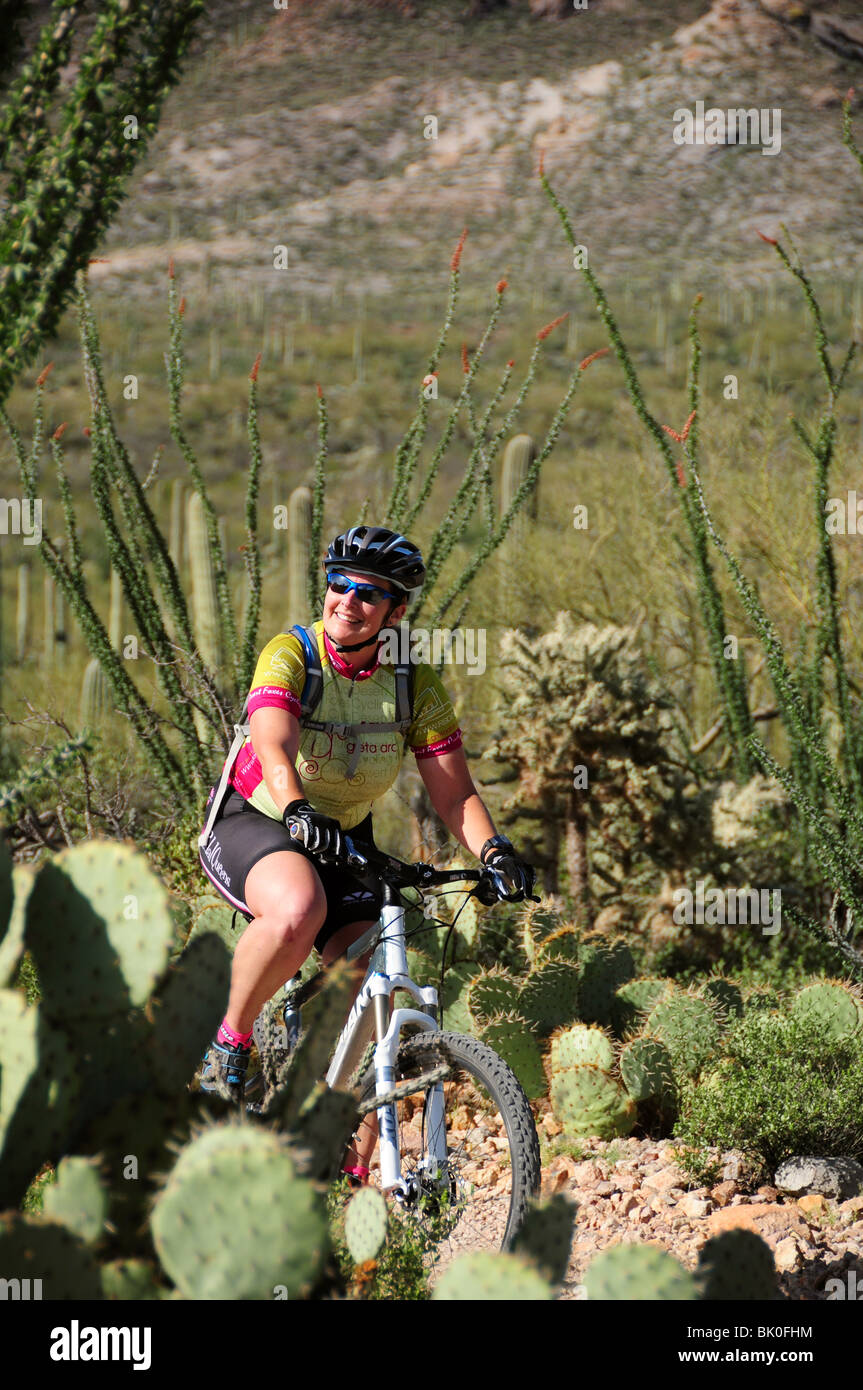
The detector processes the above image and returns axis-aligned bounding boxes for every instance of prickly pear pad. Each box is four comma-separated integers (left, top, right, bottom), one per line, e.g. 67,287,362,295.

344,1186,388,1264
151,1123,327,1300
585,1242,698,1300
0,862,36,987
43,1155,109,1245
431,1249,554,1300
0,1212,103,1300
0,988,79,1208
25,842,178,1021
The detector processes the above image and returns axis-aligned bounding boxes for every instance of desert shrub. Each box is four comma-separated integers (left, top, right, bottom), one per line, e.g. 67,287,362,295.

674,1011,863,1181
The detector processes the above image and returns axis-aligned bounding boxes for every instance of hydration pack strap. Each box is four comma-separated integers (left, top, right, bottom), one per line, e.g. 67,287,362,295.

199,624,416,840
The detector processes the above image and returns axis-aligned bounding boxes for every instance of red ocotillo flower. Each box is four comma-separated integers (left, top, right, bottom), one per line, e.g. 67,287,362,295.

507,358,514,368
461,342,470,375
538,149,545,178
87,258,109,265
178,297,187,318
537,313,568,342
662,409,696,445
82,426,91,438
422,371,439,386
52,422,68,441
316,383,323,398
450,227,468,273
36,362,54,387
579,347,610,371
676,459,687,487
168,256,175,279
250,352,262,382
757,231,778,246
496,278,508,294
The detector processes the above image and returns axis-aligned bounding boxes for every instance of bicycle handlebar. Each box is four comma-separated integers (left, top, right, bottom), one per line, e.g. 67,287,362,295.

287,823,532,905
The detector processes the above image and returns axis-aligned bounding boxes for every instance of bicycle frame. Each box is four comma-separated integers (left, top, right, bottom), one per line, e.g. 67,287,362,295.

324,888,447,1199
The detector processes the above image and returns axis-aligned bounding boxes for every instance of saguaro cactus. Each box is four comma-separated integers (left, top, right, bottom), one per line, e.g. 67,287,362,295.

109,569,123,651
287,487,313,624
187,493,225,745
42,574,54,671
500,434,538,523
16,565,28,662
79,658,107,731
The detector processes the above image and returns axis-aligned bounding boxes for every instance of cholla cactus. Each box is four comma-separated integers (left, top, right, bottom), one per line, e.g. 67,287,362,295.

484,614,700,900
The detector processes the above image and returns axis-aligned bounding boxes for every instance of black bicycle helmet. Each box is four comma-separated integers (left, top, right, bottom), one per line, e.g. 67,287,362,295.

323,526,425,594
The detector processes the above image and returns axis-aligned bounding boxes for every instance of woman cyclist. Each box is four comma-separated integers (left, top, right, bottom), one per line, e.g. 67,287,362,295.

196,525,535,1176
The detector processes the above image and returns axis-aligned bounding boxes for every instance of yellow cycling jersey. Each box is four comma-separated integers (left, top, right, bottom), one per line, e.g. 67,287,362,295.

230,620,462,829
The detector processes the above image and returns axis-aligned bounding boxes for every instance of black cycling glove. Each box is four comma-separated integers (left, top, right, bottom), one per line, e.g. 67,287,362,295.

480,835,537,903
283,799,345,865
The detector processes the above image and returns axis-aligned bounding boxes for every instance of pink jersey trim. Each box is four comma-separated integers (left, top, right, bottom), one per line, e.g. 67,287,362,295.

413,729,463,761
323,631,382,681
247,686,302,718
231,742,265,800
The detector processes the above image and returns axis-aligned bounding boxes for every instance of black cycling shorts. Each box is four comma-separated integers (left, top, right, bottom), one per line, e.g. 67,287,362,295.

198,782,383,954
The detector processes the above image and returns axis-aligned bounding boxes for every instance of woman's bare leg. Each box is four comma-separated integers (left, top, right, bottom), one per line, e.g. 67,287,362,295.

225,850,326,1035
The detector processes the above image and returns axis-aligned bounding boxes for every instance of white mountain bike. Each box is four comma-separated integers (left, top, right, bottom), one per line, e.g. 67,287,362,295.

246,834,541,1256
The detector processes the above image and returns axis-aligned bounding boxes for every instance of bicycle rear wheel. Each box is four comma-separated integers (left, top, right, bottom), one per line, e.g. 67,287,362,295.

344,1030,541,1266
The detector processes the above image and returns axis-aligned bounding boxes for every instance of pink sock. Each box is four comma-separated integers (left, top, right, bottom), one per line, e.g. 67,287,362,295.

343,1164,370,1183
217,1019,253,1049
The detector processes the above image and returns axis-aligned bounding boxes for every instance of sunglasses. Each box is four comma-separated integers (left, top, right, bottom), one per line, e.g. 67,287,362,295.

327,572,398,606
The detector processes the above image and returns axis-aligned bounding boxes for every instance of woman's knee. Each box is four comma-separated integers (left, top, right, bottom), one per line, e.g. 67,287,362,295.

244,853,327,948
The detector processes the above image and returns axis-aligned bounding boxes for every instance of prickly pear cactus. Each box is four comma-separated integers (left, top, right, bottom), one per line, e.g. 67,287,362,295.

467,968,522,1027
0,861,36,987
0,1213,103,1300
151,1123,328,1300
150,930,232,1086
789,980,863,1043
344,1186,388,1264
611,977,675,1035
535,926,580,963
584,1242,698,1300
511,1192,575,1285
643,992,720,1079
43,1156,109,1246
24,842,178,1022
696,1229,777,1301
101,1259,164,1300
432,1249,553,1301
549,1064,636,1140
699,977,744,1021
618,1035,676,1106
548,1023,615,1073
577,940,634,1027
518,958,580,1033
479,1013,546,1099
0,987,80,1208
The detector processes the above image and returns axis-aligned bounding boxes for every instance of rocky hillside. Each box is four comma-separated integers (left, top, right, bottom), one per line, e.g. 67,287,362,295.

82,0,863,309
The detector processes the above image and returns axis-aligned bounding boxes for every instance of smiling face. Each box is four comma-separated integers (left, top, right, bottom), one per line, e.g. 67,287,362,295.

322,568,407,650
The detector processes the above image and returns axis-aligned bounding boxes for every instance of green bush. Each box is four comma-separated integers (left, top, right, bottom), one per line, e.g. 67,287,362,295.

674,1011,863,1182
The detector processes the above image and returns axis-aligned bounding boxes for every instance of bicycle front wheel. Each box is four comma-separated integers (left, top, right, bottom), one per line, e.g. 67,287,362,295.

345,1029,541,1264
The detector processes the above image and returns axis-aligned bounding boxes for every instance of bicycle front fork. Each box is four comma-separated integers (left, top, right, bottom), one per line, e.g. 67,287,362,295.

373,991,448,1194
